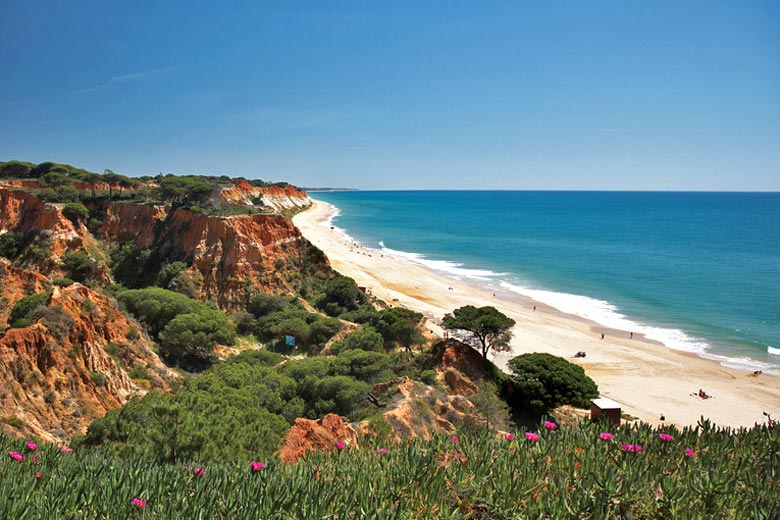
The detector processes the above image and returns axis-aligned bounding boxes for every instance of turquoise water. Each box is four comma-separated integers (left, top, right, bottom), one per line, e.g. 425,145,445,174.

311,191,780,374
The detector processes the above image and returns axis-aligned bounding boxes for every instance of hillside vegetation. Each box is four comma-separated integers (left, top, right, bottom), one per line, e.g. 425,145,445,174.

3,418,778,519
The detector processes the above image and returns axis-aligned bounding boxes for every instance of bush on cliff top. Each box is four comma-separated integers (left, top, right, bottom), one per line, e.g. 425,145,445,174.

508,352,599,414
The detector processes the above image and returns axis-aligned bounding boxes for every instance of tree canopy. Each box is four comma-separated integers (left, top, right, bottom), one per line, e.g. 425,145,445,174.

442,305,516,359
507,352,598,414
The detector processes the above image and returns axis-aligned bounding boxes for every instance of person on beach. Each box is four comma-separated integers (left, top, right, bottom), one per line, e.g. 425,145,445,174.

630,332,633,339
600,333,605,340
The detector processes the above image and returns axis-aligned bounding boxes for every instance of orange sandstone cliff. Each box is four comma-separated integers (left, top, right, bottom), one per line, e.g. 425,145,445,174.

0,283,174,443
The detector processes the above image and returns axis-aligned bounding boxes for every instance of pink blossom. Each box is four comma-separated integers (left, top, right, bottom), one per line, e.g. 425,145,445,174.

659,433,674,442
250,461,265,471
8,451,24,462
506,433,514,441
60,447,73,454
35,472,42,479
620,444,643,453
193,468,205,477
26,441,37,451
599,432,615,441
378,448,389,455
451,436,459,444
525,432,539,442
336,442,346,450
132,498,147,508
31,455,39,464
543,421,557,430
685,448,696,458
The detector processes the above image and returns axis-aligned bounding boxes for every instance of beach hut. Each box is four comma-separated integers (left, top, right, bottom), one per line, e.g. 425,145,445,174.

590,398,622,426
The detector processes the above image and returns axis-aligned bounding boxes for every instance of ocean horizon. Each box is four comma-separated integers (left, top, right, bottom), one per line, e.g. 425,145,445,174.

310,190,780,375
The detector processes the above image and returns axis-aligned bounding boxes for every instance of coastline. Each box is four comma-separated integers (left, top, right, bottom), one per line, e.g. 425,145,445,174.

293,200,780,429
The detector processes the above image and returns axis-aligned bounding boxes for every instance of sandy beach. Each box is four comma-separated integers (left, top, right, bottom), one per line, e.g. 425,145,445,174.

294,200,780,429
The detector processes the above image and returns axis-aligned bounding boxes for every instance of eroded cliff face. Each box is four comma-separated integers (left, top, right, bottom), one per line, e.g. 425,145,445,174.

0,259,49,325
0,284,174,443
218,179,311,212
278,413,359,463
98,203,330,308
0,188,108,280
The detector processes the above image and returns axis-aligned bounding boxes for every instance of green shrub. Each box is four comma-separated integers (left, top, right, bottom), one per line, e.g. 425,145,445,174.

60,252,94,283
8,292,50,328
0,231,24,259
62,202,89,224
508,352,598,414
89,372,106,386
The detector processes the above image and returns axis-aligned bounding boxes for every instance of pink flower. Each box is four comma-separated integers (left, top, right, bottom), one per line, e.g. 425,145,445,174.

620,444,643,453
525,432,539,442
193,468,205,477
506,433,515,441
336,442,346,450
543,421,557,430
31,455,39,464
378,448,389,455
599,432,615,441
250,461,265,471
26,441,37,451
8,451,24,462
60,447,73,454
35,472,42,479
685,448,696,458
659,433,674,442
451,436,459,444
132,498,147,508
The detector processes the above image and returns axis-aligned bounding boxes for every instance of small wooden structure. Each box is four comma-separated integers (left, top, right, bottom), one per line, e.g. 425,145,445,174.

590,398,622,426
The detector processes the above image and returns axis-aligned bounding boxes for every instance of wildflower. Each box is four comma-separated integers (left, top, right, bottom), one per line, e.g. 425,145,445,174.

36,472,42,479
506,433,514,441
525,432,539,442
8,451,24,462
620,444,643,452
599,432,614,441
193,468,205,477
336,442,346,450
132,498,147,508
659,433,674,442
543,421,557,430
26,441,37,451
451,435,459,444
685,448,696,458
31,455,39,464
60,447,73,454
378,448,389,455
250,461,265,472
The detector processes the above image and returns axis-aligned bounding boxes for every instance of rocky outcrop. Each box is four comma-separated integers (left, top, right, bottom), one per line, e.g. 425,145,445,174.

279,413,359,463
429,339,491,396
0,188,106,278
0,284,174,443
218,179,311,212
0,259,50,325
359,377,473,442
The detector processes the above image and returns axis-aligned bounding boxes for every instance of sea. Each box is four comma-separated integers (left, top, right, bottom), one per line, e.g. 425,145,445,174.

310,191,780,375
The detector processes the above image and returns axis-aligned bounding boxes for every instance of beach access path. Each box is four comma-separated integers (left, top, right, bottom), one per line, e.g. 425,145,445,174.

294,200,780,429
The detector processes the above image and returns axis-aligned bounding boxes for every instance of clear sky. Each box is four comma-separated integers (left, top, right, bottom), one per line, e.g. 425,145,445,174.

1,1,779,190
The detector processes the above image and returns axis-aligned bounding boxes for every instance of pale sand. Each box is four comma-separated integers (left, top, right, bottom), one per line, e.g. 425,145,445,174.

294,200,780,429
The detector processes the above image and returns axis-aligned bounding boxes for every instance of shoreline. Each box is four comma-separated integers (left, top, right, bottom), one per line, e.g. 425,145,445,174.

294,200,780,429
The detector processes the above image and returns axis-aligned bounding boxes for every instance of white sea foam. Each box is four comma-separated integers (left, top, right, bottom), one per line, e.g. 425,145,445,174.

768,346,780,356
378,243,503,280
499,281,780,374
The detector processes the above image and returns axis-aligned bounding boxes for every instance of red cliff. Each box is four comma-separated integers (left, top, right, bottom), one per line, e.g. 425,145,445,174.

0,284,174,442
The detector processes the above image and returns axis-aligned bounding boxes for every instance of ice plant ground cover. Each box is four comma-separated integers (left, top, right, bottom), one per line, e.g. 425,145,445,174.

0,419,778,519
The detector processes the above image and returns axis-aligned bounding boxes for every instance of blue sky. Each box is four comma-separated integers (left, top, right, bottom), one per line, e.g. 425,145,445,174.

1,1,778,190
